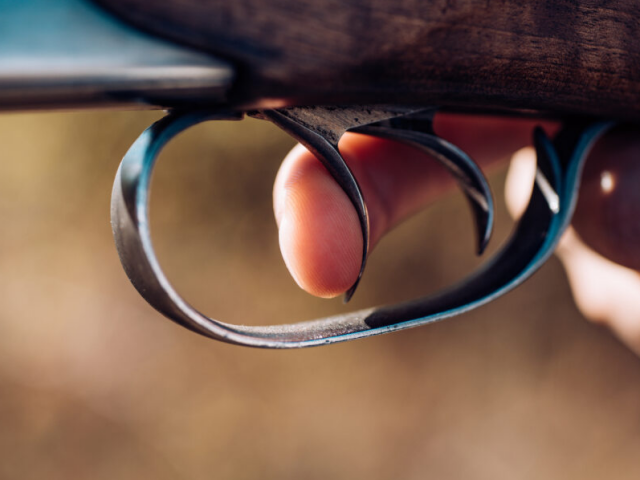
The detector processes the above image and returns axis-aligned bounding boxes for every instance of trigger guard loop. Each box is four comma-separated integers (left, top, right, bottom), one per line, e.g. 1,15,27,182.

110,110,613,349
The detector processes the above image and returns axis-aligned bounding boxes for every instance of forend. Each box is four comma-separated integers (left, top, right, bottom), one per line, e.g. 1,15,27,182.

94,0,640,119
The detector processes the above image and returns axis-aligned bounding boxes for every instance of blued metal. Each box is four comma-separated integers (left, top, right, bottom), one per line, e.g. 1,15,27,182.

253,106,426,301
354,114,494,255
110,106,613,348
0,0,233,110
254,108,370,301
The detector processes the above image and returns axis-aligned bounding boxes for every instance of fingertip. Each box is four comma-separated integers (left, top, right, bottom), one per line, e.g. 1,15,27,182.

273,143,309,227
275,148,363,298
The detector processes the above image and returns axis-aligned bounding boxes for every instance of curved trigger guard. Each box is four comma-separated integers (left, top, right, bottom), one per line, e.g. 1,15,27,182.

110,108,613,348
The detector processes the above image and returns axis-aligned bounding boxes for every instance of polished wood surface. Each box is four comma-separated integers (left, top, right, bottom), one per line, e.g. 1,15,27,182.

95,0,640,118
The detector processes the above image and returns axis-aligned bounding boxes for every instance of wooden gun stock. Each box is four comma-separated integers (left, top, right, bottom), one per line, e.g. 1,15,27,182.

95,0,640,119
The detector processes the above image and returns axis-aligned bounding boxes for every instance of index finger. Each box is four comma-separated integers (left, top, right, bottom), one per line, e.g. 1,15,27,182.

273,113,558,298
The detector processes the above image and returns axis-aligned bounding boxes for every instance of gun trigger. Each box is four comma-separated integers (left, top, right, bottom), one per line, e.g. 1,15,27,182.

352,111,494,255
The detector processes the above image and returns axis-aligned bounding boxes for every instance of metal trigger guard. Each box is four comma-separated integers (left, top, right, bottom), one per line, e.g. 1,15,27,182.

110,107,612,348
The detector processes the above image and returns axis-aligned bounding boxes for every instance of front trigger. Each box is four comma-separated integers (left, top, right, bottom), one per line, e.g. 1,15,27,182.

254,105,495,300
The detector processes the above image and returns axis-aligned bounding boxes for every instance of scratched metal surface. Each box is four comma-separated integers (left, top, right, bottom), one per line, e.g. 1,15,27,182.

0,111,639,479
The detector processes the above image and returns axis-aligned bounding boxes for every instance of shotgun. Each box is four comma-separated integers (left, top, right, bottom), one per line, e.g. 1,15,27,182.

0,0,636,348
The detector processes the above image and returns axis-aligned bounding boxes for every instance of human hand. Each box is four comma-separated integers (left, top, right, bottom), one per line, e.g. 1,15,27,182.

273,114,640,355
507,126,640,356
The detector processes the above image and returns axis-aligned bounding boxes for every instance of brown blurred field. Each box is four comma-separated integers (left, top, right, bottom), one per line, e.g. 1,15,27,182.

0,111,639,480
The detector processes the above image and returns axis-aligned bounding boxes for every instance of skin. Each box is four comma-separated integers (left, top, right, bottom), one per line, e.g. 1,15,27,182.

273,113,640,355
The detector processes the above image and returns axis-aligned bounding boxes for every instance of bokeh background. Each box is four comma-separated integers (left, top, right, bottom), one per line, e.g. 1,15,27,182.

0,111,639,480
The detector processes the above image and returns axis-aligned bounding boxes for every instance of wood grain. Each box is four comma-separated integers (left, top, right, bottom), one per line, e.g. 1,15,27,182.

94,0,640,119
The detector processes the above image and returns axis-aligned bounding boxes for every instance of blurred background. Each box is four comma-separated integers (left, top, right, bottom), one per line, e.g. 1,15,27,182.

0,110,639,480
